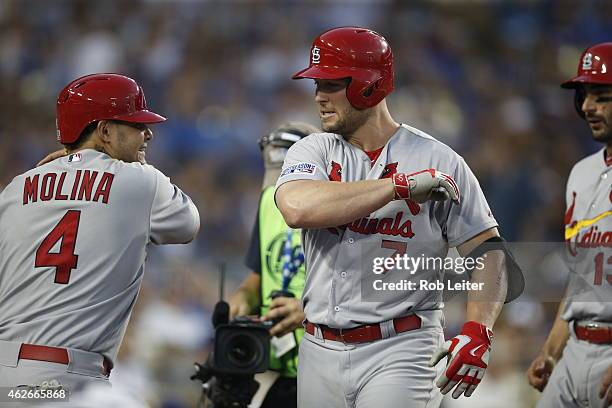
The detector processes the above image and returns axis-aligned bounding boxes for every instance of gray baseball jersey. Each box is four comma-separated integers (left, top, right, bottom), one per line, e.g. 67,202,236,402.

562,147,612,322
0,149,199,364
275,124,497,328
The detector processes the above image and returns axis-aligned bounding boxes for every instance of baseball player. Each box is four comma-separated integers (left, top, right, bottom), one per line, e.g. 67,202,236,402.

0,73,200,393
275,27,523,408
527,42,612,408
229,122,319,408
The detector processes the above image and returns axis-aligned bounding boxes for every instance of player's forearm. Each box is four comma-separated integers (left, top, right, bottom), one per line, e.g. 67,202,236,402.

235,287,261,312
230,272,262,314
276,179,395,228
541,299,569,361
466,250,507,328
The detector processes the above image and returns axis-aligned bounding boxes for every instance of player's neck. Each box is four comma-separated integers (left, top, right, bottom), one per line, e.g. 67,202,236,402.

67,141,110,158
347,105,400,151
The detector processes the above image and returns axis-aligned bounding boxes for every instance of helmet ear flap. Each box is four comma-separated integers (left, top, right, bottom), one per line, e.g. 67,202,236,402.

369,77,390,101
346,77,390,110
365,80,385,106
362,78,386,96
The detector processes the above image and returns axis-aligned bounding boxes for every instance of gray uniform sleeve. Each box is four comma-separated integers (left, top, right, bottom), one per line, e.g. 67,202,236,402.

275,137,329,189
442,157,498,247
149,167,200,245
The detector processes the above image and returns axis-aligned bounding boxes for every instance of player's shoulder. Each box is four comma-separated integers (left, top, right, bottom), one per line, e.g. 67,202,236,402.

572,148,604,170
0,171,29,198
394,124,462,161
108,157,159,178
1,160,57,193
568,147,605,181
108,160,165,195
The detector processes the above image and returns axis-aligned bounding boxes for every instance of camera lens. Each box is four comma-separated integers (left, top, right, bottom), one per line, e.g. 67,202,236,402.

226,333,262,368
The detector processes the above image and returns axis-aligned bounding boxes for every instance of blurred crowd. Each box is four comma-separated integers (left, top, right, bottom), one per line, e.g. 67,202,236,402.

1,0,610,406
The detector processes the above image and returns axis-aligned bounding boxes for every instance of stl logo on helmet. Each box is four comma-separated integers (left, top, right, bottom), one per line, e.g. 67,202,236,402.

582,53,593,71
311,46,321,64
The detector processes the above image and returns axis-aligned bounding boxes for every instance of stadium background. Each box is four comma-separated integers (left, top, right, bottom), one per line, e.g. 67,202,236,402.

0,0,610,406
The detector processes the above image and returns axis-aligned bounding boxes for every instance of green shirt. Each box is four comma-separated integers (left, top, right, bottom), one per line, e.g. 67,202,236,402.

248,186,305,378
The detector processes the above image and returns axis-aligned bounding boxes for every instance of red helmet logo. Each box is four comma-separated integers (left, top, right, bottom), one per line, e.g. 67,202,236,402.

311,46,321,64
582,53,593,70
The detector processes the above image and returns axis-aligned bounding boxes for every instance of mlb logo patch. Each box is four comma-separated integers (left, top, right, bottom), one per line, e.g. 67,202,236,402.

68,153,82,163
280,162,317,178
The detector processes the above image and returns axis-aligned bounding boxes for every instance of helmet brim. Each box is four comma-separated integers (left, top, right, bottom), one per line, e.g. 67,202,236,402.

113,110,167,124
292,65,355,80
292,65,380,84
561,75,612,89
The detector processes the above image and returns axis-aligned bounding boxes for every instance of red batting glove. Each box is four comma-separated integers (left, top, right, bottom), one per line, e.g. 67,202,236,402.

392,169,460,204
428,321,493,399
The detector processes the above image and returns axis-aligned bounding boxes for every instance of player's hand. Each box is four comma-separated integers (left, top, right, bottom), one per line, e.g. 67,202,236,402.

392,169,460,204
526,354,555,392
428,321,492,399
262,296,304,337
228,290,252,320
599,365,612,406
37,148,68,167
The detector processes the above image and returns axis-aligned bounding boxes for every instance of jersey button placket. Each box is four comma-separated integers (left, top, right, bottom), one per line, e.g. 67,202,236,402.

331,234,356,321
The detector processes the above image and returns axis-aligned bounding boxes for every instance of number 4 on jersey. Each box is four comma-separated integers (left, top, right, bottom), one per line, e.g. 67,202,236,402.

35,210,81,284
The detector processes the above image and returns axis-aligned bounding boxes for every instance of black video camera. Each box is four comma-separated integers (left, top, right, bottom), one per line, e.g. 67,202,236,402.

191,301,273,408
209,290,295,375
192,286,296,408
213,314,272,375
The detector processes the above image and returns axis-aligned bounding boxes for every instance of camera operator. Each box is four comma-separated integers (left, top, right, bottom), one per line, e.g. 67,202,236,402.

228,122,319,408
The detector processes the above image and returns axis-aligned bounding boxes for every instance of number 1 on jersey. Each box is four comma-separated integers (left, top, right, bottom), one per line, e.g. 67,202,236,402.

593,252,612,286
35,210,81,284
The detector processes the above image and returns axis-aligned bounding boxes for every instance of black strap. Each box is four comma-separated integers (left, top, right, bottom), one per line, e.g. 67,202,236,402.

466,236,525,303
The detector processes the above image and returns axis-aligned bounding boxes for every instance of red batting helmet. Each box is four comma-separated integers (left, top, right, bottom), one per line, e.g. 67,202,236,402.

561,43,612,118
56,73,166,144
292,27,394,110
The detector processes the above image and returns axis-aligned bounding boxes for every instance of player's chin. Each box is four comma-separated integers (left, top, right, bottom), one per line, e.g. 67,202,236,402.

591,128,612,143
137,151,147,164
321,118,342,133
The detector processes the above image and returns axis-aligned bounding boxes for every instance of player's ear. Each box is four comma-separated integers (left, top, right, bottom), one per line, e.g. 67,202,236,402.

96,120,113,143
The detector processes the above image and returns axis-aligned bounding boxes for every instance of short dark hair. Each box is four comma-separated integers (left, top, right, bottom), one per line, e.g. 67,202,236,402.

63,121,98,151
